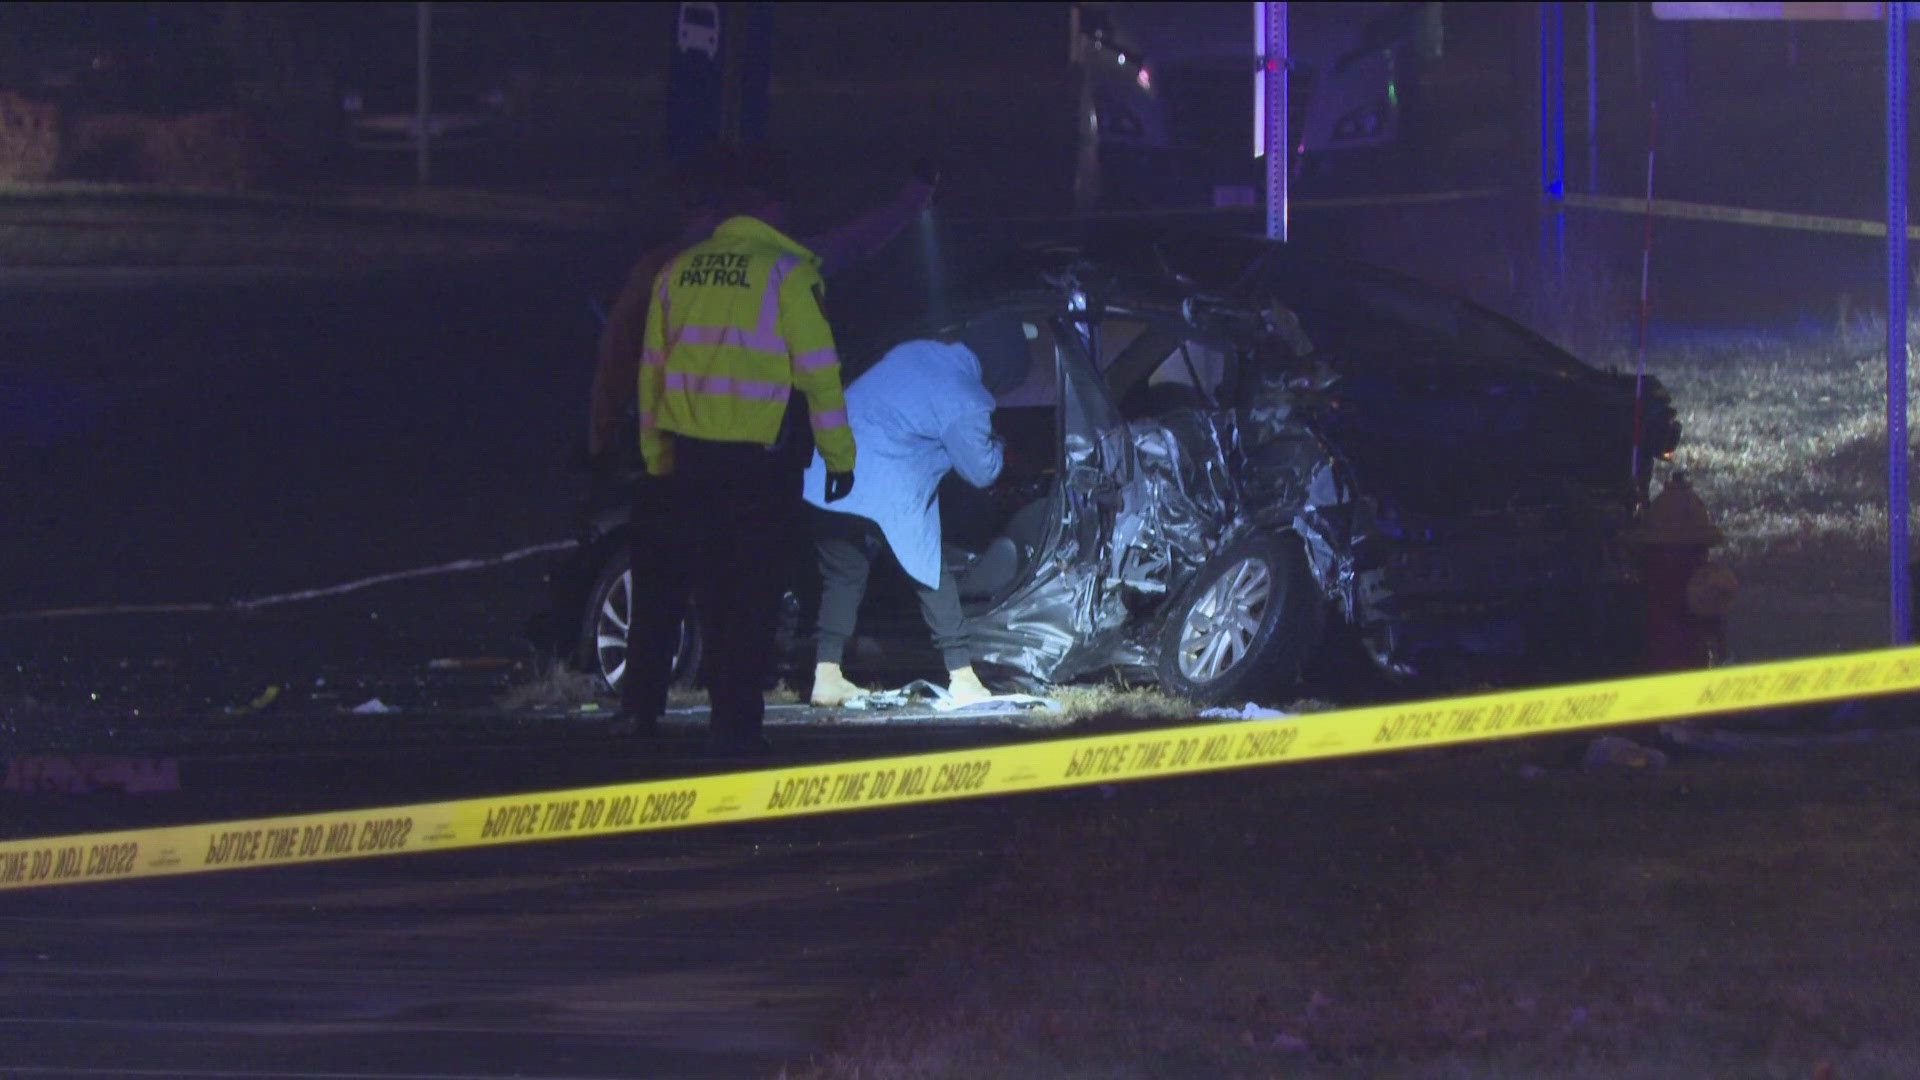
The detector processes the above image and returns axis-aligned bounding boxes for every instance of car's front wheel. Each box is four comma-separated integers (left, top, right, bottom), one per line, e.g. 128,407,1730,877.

578,546,701,695
1155,533,1320,705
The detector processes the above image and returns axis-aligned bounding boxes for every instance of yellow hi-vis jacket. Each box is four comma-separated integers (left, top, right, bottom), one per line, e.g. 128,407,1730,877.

638,216,855,477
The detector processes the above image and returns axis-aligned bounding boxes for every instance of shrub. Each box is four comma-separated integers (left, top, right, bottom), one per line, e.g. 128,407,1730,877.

0,91,60,184
140,111,271,190
62,114,148,183
64,110,271,190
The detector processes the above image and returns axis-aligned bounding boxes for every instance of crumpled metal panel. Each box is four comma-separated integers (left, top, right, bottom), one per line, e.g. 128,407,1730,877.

1230,354,1357,617
963,490,1109,688
1121,413,1235,580
965,417,1231,684
968,343,1359,686
967,329,1144,686
971,401,1334,684
963,288,1656,690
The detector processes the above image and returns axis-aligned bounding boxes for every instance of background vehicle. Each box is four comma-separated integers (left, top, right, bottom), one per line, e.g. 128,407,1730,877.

331,5,525,152
545,222,1679,704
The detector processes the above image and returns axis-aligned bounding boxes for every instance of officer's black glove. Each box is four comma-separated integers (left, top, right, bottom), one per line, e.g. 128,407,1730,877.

824,470,855,503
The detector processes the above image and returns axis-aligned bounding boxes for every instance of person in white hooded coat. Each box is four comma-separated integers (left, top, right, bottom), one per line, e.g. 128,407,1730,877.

801,312,1036,706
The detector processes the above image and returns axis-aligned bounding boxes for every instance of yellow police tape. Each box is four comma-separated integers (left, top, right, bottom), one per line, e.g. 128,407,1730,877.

1563,192,1920,240
1297,187,1509,211
941,188,1510,226
5,645,1920,891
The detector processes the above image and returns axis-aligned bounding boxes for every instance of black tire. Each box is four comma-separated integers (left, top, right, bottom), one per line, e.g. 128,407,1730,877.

1155,532,1321,706
576,543,700,695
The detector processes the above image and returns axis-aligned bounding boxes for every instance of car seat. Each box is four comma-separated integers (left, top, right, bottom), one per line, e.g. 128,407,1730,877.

955,496,1054,601
957,537,1020,600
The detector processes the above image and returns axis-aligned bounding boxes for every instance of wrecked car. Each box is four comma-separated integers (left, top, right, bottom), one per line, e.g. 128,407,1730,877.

544,226,1679,704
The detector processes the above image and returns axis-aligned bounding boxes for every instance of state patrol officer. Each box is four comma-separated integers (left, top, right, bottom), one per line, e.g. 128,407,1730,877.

627,148,855,754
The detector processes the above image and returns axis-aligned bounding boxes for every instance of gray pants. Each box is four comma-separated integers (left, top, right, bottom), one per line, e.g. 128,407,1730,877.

813,507,970,671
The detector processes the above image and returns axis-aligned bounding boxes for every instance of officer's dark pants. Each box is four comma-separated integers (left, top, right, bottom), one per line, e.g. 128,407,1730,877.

620,476,682,725
626,439,803,743
812,507,970,672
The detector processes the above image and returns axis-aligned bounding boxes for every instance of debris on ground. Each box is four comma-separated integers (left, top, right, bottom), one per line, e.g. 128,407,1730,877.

1582,733,1669,770
840,679,1059,715
1197,701,1294,720
224,685,280,715
349,697,399,715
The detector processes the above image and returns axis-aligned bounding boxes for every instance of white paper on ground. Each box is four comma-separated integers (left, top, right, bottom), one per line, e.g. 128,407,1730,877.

1197,701,1293,719
841,679,1060,714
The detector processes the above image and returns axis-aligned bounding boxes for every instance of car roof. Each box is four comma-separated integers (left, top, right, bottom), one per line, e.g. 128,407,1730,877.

828,215,1583,379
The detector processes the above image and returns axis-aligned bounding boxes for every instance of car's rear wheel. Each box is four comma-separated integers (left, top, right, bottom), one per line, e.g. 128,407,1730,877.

1156,533,1320,705
578,546,700,695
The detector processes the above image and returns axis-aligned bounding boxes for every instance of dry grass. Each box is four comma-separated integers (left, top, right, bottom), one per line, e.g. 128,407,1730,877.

493,660,609,713
1049,684,1199,729
664,682,801,708
1645,326,1918,599
0,92,59,184
1042,683,1337,733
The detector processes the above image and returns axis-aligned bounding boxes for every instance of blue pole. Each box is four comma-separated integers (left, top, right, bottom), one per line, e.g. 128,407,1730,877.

1540,2,1566,271
1890,1,1911,644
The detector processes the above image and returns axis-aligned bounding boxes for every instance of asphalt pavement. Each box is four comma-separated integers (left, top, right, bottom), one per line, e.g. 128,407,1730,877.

0,787,1022,1079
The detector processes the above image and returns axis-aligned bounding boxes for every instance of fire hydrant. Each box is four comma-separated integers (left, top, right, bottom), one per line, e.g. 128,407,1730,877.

1632,471,1737,671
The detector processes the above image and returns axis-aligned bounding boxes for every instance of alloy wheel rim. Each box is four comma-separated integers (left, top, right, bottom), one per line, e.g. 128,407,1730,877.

595,569,633,689
595,569,691,690
1176,557,1274,683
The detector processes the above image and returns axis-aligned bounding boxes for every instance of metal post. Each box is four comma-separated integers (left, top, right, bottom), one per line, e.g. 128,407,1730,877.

1262,2,1288,242
1585,1,1599,192
1540,2,1566,269
415,1,431,186
720,2,741,146
1630,0,1643,93
1889,1,1911,643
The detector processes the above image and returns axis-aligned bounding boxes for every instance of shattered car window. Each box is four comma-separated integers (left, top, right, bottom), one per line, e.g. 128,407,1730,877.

1144,341,1229,398
994,316,1062,408
1088,319,1152,373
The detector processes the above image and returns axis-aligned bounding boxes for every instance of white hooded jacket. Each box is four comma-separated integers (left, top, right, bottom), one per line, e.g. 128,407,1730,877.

802,340,1003,588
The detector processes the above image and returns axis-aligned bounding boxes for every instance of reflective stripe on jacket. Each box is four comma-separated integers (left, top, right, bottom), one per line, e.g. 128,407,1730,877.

638,216,855,477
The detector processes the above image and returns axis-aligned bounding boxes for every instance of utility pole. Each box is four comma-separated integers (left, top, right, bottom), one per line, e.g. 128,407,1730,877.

1539,2,1567,272
1259,2,1288,242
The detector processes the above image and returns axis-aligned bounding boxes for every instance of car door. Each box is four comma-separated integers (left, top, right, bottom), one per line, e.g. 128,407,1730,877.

963,307,1141,686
